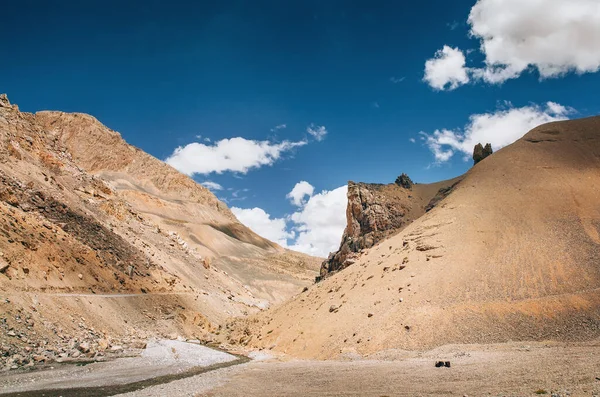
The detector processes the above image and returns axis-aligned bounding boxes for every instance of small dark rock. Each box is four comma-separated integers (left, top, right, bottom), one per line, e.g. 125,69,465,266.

395,173,414,189
473,143,493,164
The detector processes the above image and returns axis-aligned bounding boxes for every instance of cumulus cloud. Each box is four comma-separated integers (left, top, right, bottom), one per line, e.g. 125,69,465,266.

425,0,600,89
232,183,348,257
423,46,470,90
286,181,315,207
307,124,328,141
422,101,574,162
165,137,306,176
231,207,293,248
470,0,600,83
201,181,223,191
287,186,348,257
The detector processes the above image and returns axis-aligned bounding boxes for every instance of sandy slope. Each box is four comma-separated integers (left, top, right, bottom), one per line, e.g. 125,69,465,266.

227,116,600,359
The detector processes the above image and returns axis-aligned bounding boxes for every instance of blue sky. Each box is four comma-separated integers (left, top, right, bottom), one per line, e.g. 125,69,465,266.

2,0,600,256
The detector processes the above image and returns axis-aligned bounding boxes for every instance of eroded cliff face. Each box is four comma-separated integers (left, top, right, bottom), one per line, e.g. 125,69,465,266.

319,176,463,279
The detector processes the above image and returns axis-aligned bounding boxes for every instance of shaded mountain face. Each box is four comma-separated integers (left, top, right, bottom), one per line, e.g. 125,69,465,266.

0,95,320,367
225,116,600,359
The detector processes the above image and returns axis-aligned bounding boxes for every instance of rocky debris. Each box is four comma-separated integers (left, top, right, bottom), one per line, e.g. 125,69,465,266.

395,173,414,189
0,170,161,285
0,94,17,111
202,257,211,269
435,361,451,368
329,305,339,313
0,94,9,108
1,310,134,371
473,143,493,164
0,305,166,372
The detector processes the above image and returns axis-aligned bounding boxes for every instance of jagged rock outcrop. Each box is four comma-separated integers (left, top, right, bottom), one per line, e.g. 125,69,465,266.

394,173,413,189
473,143,493,164
318,182,411,279
318,175,462,280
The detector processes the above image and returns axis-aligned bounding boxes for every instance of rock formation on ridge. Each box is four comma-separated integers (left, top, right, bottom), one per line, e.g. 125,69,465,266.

318,175,462,280
473,142,493,164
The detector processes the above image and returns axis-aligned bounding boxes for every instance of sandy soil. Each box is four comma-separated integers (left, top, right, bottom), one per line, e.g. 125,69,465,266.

197,341,600,397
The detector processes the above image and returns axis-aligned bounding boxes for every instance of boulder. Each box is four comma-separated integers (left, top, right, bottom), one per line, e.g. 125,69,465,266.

473,143,493,164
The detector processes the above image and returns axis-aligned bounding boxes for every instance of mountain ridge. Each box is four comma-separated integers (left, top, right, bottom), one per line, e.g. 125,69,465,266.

0,94,320,370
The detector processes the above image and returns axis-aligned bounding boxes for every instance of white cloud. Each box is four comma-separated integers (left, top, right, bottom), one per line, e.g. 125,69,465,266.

288,186,348,257
232,183,348,257
271,124,287,132
286,181,315,207
201,181,223,191
423,46,470,90
426,0,600,88
165,137,306,176
231,207,293,248
448,20,460,30
307,124,328,141
390,76,406,84
409,138,416,143
422,101,574,162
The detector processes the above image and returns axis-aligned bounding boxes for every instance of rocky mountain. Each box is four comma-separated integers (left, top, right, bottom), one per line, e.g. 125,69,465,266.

0,94,320,369
319,176,462,280
226,116,600,359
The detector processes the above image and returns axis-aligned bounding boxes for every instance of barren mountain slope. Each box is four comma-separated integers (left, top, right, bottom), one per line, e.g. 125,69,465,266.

0,94,319,369
227,116,600,359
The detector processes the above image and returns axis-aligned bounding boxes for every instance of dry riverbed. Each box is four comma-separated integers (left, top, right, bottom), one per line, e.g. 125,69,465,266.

0,340,244,397
2,340,600,396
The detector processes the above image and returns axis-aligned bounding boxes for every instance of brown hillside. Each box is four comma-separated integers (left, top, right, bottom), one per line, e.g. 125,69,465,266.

0,94,320,369
226,116,600,359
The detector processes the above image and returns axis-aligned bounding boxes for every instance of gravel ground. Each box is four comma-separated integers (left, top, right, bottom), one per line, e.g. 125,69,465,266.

114,364,249,397
0,340,238,396
3,341,600,397
198,341,600,397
